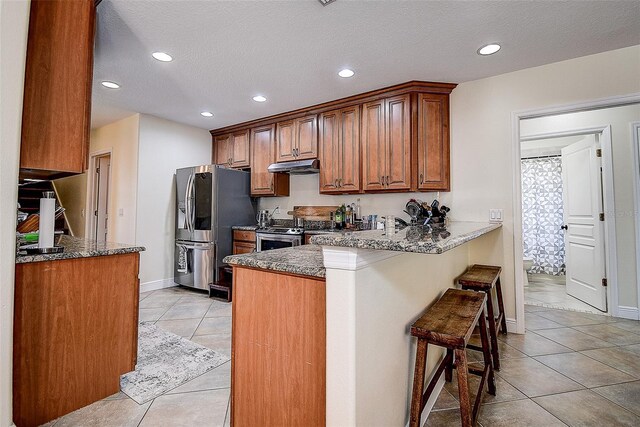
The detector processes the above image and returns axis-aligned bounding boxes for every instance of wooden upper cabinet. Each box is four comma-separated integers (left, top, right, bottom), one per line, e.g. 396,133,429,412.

385,95,411,191
231,130,250,168
319,106,361,194
214,131,250,168
20,0,96,179
417,93,450,191
276,116,317,162
250,125,289,197
214,134,231,166
362,95,410,192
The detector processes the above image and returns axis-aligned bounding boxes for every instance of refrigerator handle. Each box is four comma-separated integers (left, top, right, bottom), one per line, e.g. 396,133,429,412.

185,173,195,233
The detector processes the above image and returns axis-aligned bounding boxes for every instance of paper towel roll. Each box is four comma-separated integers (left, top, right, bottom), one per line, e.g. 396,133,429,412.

38,192,55,248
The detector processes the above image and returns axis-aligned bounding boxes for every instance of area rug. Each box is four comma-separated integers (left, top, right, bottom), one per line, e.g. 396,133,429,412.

120,322,229,404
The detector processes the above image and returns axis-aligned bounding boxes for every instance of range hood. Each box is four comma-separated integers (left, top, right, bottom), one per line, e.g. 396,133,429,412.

267,159,319,175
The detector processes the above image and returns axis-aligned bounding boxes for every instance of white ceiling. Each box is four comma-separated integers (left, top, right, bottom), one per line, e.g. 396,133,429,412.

91,0,640,130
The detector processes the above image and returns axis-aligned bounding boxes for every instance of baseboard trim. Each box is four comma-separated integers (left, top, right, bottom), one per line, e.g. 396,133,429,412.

140,278,178,293
616,306,639,320
506,318,518,334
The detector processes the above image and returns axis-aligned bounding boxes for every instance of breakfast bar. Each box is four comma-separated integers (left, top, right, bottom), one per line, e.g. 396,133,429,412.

224,221,501,426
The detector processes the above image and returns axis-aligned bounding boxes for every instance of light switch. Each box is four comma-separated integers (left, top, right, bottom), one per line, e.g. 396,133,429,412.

118,208,124,217
489,209,503,223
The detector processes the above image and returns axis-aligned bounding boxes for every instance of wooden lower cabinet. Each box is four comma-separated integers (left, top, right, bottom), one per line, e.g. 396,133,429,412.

13,253,140,427
232,230,256,254
231,267,326,426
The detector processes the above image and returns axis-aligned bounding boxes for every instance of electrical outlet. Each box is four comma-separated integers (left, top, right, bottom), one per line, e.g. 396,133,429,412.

489,209,503,223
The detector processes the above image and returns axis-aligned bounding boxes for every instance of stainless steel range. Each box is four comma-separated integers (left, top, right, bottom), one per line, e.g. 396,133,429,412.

255,226,304,252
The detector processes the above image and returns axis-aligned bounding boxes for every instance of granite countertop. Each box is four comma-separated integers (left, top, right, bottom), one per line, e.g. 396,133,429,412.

309,221,501,254
223,245,325,278
231,225,258,231
16,235,145,264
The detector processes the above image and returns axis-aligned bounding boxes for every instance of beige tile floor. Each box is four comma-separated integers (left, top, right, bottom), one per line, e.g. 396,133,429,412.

44,286,232,427
42,288,640,426
428,304,640,426
524,273,603,314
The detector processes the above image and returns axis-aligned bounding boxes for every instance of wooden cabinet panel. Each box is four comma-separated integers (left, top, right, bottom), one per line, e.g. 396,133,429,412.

233,229,256,242
339,106,361,193
385,95,411,191
232,267,326,426
214,134,231,166
231,130,250,168
251,125,289,196
417,93,450,191
296,115,318,160
361,100,387,191
276,120,296,162
13,253,140,427
318,111,340,193
20,0,96,179
276,116,317,162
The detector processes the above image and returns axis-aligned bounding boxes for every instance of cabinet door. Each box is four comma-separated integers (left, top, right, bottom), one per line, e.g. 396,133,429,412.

251,125,276,195
318,111,341,193
214,134,231,166
361,99,386,191
20,0,96,178
295,115,318,160
338,106,361,193
417,93,450,191
276,120,296,162
385,94,411,191
250,125,289,196
231,130,250,168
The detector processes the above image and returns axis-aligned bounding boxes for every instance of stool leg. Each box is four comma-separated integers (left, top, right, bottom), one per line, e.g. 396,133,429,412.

496,277,508,335
479,310,496,396
454,348,473,427
484,290,501,371
409,339,428,427
445,348,453,382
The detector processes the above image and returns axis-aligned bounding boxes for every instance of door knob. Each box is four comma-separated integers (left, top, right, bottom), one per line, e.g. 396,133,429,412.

561,225,568,230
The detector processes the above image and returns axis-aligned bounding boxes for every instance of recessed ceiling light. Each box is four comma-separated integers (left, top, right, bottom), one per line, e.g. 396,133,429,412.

252,95,267,102
101,81,120,89
152,52,173,62
200,111,214,117
338,69,355,78
477,43,501,56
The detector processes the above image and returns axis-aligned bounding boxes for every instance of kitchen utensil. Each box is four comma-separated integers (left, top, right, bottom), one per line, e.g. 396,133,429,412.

25,246,64,255
256,210,272,228
286,206,339,221
294,216,305,229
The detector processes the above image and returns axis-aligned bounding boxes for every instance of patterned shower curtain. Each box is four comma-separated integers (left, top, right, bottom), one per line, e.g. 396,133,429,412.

521,157,566,275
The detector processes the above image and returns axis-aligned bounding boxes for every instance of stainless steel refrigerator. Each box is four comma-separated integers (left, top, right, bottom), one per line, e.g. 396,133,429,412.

174,165,255,290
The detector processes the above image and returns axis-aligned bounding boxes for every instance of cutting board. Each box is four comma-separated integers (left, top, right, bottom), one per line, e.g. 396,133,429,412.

287,206,338,221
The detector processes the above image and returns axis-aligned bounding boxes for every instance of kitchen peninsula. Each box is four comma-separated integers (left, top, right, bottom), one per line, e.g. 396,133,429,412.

13,236,144,427
224,221,501,426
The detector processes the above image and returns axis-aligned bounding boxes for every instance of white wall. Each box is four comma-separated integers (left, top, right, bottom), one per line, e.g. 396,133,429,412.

89,114,140,245
0,1,30,425
521,104,640,312
136,114,211,287
450,45,640,320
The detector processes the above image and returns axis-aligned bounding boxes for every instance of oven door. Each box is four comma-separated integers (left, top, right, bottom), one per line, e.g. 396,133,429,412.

256,233,302,252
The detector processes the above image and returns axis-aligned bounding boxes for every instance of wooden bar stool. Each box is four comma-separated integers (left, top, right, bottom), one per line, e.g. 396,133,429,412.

457,264,507,371
409,289,496,427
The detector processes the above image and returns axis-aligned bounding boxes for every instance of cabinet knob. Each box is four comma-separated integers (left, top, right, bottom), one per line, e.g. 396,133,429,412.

339,178,343,188
381,176,385,187
386,176,390,186
419,173,424,184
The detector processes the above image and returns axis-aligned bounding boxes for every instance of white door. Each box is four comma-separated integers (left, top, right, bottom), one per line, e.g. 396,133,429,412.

561,135,606,311
95,155,111,242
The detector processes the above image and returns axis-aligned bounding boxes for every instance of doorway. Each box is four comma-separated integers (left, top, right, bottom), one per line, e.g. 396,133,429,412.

520,133,607,314
90,153,111,242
